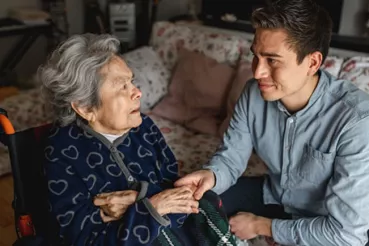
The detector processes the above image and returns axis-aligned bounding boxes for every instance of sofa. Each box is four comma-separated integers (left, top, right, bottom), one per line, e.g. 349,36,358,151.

1,21,369,245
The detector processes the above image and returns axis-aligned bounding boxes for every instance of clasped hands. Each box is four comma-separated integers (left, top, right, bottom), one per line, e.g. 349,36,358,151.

93,185,199,223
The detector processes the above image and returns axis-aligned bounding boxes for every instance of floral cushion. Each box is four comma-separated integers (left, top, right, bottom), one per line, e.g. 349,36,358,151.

150,22,193,71
321,56,344,77
122,46,171,112
339,56,369,93
150,21,252,71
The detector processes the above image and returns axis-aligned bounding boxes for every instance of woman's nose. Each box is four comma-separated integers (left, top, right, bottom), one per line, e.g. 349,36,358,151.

132,86,142,100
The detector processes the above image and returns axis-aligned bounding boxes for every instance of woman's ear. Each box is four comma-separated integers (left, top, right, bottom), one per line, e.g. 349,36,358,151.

308,51,323,76
71,102,96,122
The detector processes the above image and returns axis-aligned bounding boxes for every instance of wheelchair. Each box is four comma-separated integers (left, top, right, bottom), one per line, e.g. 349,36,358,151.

0,108,61,246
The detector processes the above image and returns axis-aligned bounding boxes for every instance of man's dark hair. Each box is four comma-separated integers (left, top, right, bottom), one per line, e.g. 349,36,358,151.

251,0,333,64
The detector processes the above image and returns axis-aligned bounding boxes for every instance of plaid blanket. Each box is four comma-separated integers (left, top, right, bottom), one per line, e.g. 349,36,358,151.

153,190,237,246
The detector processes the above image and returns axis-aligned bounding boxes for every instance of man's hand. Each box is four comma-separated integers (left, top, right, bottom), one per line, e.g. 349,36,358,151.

93,190,138,222
149,186,199,216
174,169,215,200
229,212,272,240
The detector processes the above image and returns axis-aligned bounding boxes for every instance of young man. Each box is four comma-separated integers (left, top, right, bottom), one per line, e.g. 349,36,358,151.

175,0,369,245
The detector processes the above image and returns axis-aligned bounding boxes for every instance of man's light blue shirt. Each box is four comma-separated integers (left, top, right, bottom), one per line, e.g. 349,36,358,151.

205,70,369,245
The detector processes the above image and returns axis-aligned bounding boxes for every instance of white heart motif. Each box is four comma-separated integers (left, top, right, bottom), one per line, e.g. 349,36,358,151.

99,182,111,193
150,124,158,134
83,174,97,190
86,152,103,168
135,203,149,215
127,162,143,174
133,225,150,244
68,126,83,139
137,146,153,158
72,192,85,204
90,209,102,224
131,126,140,133
49,127,59,138
143,132,157,145
61,145,79,160
65,165,75,175
148,171,158,184
48,179,68,195
156,160,161,170
122,136,131,147
166,161,178,175
106,164,122,177
57,211,74,227
84,131,93,139
177,215,187,225
80,215,90,230
45,146,58,162
118,223,130,241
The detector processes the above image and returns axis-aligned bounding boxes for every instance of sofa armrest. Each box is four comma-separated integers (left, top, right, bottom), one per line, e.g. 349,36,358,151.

0,88,52,131
122,46,171,112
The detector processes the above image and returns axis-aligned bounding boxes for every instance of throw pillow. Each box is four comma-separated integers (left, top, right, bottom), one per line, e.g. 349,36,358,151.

218,61,253,137
122,46,170,112
151,48,235,136
321,56,344,77
338,56,369,94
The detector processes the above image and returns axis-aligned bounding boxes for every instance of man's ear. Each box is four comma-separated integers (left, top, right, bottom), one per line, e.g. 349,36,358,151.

71,102,96,122
308,51,323,76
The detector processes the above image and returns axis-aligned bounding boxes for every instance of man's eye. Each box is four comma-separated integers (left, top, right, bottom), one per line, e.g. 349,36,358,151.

122,84,128,90
267,58,277,64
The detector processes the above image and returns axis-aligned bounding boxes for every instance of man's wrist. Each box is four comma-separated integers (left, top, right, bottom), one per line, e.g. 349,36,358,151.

202,168,216,189
256,216,272,237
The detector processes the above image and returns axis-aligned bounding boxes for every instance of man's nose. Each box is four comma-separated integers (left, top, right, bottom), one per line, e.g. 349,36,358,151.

253,60,269,79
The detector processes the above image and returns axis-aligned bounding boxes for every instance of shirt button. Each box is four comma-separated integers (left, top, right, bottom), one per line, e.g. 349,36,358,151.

289,118,294,124
128,176,134,182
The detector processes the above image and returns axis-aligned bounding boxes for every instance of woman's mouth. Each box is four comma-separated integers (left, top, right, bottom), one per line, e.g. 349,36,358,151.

130,107,140,114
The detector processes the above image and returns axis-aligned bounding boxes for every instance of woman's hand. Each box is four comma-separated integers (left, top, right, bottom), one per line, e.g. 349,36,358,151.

149,186,199,216
93,190,138,222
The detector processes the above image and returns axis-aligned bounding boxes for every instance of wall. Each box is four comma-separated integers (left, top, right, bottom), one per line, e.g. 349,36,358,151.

65,0,84,35
0,0,40,17
339,0,368,36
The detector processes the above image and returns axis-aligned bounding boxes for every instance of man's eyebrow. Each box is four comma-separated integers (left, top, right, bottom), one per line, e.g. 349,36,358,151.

250,46,282,58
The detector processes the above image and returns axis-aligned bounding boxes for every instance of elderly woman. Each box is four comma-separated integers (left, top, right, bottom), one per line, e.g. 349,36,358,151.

40,34,235,246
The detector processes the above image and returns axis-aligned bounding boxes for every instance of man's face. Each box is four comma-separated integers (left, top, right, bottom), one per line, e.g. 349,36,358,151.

251,28,312,102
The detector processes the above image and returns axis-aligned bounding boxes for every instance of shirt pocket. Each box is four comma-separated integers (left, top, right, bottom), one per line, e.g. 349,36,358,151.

297,144,335,186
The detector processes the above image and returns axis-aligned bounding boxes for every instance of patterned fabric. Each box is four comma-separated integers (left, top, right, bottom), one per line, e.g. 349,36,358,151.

321,56,344,77
122,46,171,112
45,115,189,245
150,21,252,71
339,56,369,93
154,190,236,246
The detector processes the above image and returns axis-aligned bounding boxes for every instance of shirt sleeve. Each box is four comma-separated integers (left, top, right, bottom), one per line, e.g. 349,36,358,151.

46,155,171,245
205,87,254,194
272,117,369,246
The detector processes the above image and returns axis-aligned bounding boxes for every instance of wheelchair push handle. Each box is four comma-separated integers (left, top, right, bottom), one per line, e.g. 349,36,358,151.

0,109,15,134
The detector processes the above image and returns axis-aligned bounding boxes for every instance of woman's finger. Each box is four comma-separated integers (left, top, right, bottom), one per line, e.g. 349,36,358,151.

99,209,117,223
93,197,108,206
107,193,138,205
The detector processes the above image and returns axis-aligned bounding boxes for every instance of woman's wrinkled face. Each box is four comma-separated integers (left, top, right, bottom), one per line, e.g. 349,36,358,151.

90,55,142,135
